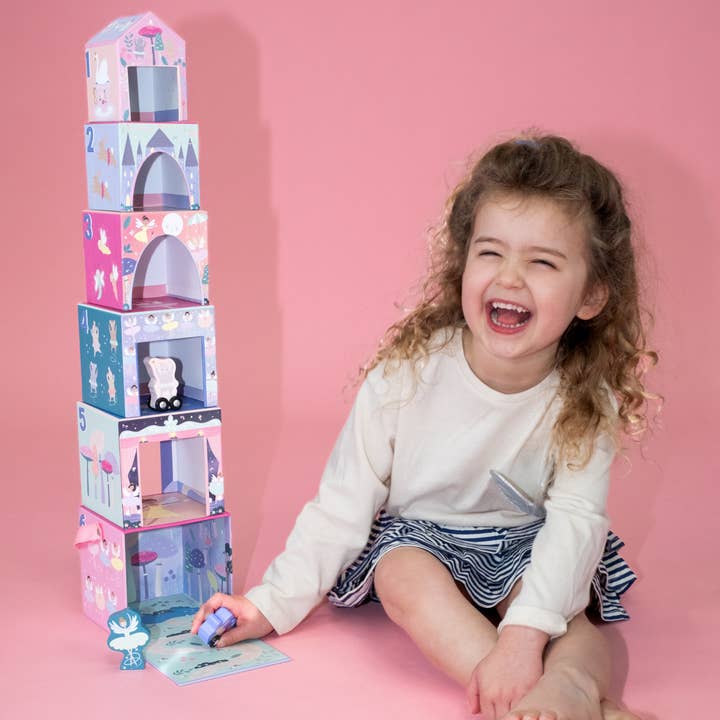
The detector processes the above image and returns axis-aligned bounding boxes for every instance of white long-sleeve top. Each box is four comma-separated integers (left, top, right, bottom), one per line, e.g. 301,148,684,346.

246,329,614,638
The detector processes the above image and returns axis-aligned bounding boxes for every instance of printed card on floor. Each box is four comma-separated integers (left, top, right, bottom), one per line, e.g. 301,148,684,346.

137,595,290,685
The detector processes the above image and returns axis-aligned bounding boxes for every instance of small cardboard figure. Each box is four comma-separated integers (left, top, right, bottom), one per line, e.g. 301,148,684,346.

107,608,150,669
143,356,182,411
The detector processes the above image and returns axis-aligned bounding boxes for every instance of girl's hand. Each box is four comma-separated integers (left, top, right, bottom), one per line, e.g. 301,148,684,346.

190,593,274,648
466,626,548,718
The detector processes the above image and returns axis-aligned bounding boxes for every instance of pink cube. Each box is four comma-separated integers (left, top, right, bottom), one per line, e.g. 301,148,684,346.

82,209,209,311
75,507,233,628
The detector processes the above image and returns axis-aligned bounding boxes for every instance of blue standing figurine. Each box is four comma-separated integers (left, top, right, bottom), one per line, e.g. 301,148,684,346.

107,608,150,670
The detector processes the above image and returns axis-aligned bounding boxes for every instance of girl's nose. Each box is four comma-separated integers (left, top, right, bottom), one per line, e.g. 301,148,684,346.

496,260,524,288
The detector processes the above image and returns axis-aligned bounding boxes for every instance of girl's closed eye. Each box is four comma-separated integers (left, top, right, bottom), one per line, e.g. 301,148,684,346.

532,258,557,269
478,250,501,258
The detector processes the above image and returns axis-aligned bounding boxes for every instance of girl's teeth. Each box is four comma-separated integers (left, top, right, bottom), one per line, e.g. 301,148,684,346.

490,301,532,327
491,301,529,312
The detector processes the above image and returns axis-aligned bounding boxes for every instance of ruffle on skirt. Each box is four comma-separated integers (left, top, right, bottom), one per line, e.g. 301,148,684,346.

328,511,636,623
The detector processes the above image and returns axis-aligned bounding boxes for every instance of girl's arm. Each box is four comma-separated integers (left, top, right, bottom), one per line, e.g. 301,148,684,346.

244,366,398,634
466,438,613,711
498,434,615,639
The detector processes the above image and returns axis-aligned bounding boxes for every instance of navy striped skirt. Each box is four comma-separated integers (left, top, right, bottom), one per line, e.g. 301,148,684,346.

328,512,636,623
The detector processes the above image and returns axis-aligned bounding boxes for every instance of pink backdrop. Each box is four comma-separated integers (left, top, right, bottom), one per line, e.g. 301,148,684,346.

1,1,716,717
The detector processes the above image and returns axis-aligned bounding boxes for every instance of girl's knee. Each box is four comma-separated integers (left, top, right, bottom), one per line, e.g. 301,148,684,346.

374,547,427,600
374,547,446,624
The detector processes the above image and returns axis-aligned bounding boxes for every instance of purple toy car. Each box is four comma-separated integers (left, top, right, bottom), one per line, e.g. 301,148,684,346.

198,607,237,647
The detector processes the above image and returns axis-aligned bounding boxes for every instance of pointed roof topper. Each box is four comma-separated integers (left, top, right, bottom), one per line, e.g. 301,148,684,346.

185,140,198,167
87,12,175,47
146,129,174,151
122,136,135,167
85,13,187,123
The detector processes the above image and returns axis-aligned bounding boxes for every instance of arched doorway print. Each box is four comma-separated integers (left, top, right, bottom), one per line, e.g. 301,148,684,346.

133,152,190,211
131,234,203,308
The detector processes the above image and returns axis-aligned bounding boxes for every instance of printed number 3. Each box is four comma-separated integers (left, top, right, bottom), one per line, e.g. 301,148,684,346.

83,213,93,240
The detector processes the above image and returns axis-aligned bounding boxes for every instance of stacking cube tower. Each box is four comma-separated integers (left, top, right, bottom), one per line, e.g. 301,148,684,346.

75,14,232,628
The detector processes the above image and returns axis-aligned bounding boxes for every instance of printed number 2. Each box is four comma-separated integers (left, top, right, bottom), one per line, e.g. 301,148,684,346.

86,126,94,153
78,406,87,431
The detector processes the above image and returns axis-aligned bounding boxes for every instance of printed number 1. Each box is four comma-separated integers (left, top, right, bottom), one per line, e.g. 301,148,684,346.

86,126,94,153
78,406,87,431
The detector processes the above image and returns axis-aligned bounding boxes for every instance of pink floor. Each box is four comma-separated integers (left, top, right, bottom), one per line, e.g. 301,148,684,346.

2,408,714,720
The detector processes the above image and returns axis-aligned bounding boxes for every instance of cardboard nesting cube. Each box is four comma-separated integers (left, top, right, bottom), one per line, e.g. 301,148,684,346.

83,209,209,311
85,12,187,123
76,507,232,629
76,403,226,528
78,302,217,418
85,122,200,212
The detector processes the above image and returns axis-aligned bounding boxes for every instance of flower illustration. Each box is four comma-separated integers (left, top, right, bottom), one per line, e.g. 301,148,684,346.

94,269,106,300
110,264,119,301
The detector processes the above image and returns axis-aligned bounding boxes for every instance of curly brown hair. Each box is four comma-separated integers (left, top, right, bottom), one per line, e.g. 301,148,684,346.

365,133,659,469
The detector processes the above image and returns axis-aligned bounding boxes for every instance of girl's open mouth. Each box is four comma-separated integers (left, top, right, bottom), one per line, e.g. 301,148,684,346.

486,300,532,333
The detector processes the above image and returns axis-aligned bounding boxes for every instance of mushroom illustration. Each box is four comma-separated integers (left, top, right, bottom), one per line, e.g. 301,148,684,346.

89,430,105,500
138,25,162,65
100,460,112,505
100,451,118,508
79,446,94,496
130,550,158,600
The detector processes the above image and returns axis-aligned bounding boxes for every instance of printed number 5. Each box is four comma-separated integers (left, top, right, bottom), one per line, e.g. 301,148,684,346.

78,406,87,431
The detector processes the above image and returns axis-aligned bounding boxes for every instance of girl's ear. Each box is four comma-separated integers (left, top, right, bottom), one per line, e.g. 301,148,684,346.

576,282,609,320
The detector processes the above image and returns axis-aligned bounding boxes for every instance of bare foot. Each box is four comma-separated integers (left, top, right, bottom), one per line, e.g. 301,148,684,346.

501,664,602,720
600,699,643,720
